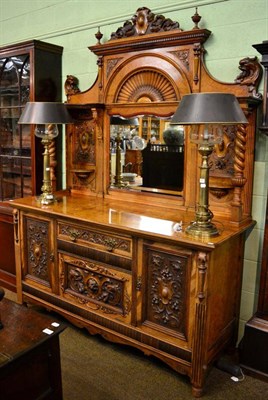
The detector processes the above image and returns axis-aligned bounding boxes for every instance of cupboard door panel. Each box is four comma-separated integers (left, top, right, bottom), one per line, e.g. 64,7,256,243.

142,244,192,341
23,215,55,290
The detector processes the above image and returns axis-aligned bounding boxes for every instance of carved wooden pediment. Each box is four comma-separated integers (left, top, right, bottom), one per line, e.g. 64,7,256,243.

110,7,181,40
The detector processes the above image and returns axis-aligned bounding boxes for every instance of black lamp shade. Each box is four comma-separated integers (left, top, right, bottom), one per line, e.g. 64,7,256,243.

18,102,73,124
111,116,139,126
171,93,248,125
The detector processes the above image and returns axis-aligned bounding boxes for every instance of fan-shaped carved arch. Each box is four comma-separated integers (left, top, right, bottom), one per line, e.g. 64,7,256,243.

116,70,177,103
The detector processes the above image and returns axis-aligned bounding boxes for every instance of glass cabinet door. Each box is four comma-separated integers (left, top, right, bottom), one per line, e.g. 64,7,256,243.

0,54,31,200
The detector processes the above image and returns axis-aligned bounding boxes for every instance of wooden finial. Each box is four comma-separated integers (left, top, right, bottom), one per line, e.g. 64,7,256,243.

95,27,103,45
192,7,201,30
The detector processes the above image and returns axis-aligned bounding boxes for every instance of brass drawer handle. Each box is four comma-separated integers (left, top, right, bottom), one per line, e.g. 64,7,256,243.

104,238,117,252
68,229,80,242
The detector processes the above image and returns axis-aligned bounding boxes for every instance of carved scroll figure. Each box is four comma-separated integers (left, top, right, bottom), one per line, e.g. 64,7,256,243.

64,75,81,100
235,56,262,98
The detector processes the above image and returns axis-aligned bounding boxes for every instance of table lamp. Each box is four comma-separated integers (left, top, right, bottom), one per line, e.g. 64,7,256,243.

171,93,248,238
18,102,73,205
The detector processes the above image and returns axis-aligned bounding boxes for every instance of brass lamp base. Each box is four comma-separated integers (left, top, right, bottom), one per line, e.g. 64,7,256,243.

37,193,57,205
185,220,219,238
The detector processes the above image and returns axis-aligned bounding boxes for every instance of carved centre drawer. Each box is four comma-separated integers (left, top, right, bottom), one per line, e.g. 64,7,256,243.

57,221,133,258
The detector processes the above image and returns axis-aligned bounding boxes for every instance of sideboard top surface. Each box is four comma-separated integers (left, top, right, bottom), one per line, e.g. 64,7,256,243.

9,194,254,250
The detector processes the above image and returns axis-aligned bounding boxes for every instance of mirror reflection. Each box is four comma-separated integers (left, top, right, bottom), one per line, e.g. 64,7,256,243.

110,116,184,194
110,116,185,195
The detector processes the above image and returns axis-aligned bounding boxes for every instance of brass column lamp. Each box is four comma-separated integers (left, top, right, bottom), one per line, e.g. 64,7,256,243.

18,102,73,205
171,93,248,238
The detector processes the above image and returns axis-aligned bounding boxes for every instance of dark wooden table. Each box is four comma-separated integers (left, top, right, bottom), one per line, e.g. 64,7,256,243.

0,298,66,400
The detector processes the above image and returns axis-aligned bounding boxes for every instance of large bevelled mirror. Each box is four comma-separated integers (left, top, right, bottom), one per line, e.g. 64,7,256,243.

109,115,185,196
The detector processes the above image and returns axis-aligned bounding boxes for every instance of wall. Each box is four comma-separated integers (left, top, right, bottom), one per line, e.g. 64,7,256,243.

0,0,267,342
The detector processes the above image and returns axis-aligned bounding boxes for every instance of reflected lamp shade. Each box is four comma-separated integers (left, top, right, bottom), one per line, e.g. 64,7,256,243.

110,116,139,126
171,93,248,125
18,102,73,125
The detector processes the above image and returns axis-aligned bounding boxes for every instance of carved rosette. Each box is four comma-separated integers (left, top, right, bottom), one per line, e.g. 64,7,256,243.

60,257,131,316
146,250,187,333
26,218,50,282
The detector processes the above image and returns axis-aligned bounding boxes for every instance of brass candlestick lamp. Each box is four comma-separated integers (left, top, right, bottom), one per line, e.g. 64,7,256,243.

110,116,139,188
18,102,73,205
171,93,248,238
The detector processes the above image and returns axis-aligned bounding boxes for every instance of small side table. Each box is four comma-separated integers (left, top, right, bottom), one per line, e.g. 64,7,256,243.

0,298,66,400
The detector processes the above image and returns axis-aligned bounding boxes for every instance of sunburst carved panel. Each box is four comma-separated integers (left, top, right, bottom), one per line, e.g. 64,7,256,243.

116,70,177,103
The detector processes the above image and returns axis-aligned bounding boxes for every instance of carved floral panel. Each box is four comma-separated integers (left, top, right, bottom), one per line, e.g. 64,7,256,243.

25,217,50,283
145,249,188,335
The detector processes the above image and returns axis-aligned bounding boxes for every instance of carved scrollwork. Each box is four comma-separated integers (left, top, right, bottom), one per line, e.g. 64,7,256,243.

209,126,236,177
169,50,190,70
107,58,123,78
235,56,262,99
110,7,181,40
59,224,131,253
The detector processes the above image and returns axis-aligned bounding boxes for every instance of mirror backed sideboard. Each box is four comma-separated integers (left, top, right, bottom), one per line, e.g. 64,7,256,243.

11,8,263,397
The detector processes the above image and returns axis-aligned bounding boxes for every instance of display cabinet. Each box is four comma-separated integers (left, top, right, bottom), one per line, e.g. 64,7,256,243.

139,116,165,142
0,40,63,291
11,7,262,397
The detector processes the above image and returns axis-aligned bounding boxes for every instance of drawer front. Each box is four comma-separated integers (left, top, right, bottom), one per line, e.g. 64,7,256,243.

59,252,132,323
57,222,132,258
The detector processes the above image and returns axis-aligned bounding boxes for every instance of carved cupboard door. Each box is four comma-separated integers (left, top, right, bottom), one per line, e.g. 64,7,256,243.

22,215,56,293
140,242,194,341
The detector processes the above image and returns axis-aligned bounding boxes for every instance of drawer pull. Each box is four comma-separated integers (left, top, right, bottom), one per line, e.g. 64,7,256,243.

104,238,117,252
68,229,80,242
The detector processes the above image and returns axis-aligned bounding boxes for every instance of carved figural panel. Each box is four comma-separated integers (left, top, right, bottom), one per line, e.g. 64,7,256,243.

144,248,188,337
59,254,131,316
25,217,50,284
